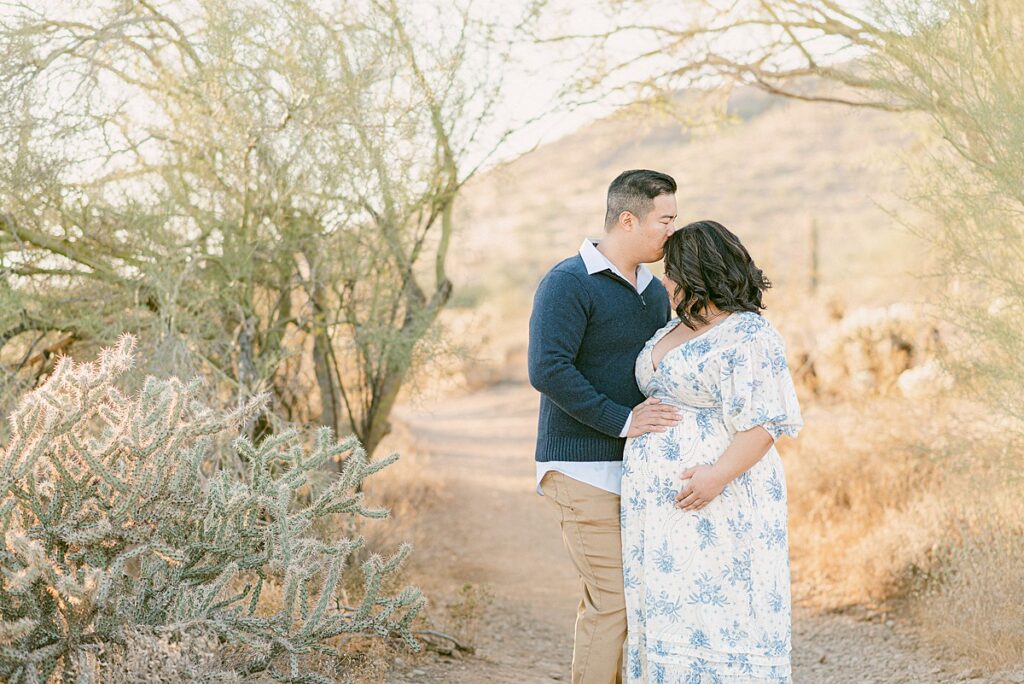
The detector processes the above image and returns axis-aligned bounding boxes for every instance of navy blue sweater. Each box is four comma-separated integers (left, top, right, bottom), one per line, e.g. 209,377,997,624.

528,254,671,462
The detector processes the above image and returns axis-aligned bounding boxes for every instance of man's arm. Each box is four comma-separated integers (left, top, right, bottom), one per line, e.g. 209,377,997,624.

527,270,632,437
529,269,681,439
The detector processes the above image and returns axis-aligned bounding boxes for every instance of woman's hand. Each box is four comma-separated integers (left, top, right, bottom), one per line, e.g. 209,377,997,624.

675,464,728,511
676,427,775,511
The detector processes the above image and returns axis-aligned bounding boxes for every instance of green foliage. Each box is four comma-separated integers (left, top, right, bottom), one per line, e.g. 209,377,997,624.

0,336,423,683
0,0,533,454
875,0,1024,423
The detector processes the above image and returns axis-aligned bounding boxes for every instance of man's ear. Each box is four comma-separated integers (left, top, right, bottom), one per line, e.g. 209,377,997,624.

619,210,636,232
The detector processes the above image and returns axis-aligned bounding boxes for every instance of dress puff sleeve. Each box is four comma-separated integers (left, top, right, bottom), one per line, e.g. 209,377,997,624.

718,321,804,441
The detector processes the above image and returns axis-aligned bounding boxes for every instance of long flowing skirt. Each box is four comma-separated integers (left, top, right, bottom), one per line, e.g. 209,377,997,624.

621,410,793,684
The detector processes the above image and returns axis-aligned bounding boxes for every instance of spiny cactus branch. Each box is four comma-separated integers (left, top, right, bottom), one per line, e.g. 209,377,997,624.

0,336,424,683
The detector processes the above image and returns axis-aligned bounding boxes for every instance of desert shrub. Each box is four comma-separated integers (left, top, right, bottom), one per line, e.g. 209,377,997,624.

0,336,423,683
443,583,494,641
912,514,1024,669
783,391,1021,614
784,397,945,604
807,304,947,398
67,624,240,683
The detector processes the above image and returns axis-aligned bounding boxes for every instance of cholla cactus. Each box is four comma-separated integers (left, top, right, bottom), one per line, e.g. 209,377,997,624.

811,304,945,396
0,335,423,683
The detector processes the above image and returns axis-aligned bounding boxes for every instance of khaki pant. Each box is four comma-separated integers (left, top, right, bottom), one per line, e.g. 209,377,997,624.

540,471,626,684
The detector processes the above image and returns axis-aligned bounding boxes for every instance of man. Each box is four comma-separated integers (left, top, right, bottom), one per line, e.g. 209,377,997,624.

528,169,684,684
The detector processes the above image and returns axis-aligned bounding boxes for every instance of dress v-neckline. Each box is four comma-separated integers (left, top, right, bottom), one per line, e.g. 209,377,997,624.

649,314,734,371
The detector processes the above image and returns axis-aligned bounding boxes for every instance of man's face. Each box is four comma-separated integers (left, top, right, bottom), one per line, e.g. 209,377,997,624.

634,193,678,262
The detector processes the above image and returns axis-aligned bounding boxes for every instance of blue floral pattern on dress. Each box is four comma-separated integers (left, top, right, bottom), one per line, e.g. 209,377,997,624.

622,311,803,683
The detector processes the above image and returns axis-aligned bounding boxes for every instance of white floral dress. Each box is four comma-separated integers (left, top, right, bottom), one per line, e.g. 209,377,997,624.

621,311,803,684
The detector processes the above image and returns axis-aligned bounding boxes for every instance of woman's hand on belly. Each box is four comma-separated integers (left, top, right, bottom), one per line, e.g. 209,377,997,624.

674,464,728,511
675,425,775,511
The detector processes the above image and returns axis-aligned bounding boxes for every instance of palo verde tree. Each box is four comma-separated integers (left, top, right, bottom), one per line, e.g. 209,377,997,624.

0,0,532,456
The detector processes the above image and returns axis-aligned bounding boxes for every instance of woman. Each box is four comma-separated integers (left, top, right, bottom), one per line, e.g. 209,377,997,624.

621,220,804,683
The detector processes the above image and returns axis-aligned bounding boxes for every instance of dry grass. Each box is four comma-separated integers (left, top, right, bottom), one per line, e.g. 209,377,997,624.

358,419,445,551
912,518,1024,669
784,396,951,604
782,390,1024,668
908,433,1024,668
775,296,1022,671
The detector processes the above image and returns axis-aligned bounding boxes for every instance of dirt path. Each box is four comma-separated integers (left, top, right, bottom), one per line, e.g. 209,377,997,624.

385,383,985,684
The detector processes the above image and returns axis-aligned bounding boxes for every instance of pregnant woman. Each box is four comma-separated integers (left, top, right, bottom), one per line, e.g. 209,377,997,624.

621,220,804,683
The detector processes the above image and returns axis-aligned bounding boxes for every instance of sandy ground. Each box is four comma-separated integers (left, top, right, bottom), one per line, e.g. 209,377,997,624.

384,383,1017,684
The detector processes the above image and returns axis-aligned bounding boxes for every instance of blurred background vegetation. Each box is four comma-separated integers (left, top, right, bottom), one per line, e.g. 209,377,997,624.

1,0,1021,679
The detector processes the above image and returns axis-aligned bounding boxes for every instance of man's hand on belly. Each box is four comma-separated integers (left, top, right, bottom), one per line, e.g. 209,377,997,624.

626,397,683,437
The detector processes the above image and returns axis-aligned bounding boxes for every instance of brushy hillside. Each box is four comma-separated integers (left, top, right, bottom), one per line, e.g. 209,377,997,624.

438,86,935,387
460,88,924,285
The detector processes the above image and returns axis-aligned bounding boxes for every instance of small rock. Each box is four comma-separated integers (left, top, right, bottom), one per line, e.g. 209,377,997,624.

410,669,427,677
550,675,563,681
818,654,827,664
1007,673,1024,684
885,619,895,627
957,668,983,681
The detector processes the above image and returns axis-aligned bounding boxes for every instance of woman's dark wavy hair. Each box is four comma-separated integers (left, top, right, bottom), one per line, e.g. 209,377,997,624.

663,220,772,329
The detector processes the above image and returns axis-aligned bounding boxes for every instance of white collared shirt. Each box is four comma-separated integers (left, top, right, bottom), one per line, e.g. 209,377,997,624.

536,239,654,496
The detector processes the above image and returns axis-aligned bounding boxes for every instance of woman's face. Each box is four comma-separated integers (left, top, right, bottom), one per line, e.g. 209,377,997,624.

661,273,685,310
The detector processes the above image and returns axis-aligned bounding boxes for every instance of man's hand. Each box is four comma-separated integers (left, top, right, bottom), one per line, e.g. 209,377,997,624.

675,464,728,511
626,397,682,437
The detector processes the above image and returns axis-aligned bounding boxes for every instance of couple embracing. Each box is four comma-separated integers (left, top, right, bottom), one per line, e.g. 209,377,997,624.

528,169,804,684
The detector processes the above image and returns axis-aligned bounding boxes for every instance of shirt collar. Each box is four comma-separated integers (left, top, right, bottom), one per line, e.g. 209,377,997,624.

578,238,654,292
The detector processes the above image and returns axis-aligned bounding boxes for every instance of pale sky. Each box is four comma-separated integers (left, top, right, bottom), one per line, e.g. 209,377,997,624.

463,0,868,170
2,0,869,176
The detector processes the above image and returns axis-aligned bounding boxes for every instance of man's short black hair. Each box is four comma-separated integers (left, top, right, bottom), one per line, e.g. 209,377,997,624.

604,169,677,230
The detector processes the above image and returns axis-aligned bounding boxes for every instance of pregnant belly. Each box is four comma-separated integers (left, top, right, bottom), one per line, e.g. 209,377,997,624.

623,406,731,468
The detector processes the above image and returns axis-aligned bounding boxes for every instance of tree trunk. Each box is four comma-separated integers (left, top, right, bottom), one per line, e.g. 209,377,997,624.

310,287,341,445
